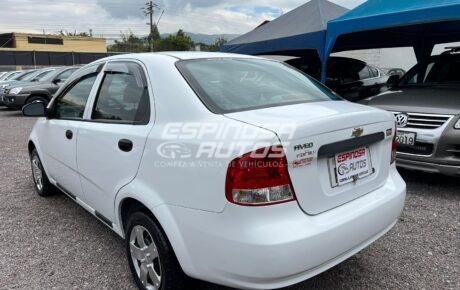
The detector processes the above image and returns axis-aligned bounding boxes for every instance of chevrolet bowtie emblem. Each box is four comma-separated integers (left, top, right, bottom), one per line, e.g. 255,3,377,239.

352,127,364,138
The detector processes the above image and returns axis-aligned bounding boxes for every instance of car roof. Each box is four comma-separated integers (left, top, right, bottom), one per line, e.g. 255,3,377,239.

156,51,256,60
101,51,261,63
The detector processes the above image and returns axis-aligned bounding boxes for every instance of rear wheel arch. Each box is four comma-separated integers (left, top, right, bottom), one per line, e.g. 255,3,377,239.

119,197,166,238
28,140,36,155
26,94,50,104
118,197,188,268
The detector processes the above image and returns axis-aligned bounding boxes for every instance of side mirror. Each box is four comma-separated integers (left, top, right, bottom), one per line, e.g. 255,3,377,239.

387,75,400,88
52,78,62,85
22,101,46,117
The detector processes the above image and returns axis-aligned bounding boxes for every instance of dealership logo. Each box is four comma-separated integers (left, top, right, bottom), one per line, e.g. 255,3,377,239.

157,142,192,159
337,163,349,175
395,113,409,128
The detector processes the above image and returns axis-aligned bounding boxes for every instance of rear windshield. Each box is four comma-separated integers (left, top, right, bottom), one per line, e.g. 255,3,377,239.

177,58,340,113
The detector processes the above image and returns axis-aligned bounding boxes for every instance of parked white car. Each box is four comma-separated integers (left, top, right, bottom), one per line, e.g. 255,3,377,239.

23,52,406,290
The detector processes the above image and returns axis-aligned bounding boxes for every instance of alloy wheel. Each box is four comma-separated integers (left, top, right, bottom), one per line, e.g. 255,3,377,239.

31,155,43,191
130,225,162,290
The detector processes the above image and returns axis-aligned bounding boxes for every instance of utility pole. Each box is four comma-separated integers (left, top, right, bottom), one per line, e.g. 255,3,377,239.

143,1,158,52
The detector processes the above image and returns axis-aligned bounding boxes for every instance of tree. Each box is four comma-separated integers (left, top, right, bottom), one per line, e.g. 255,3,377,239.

155,29,194,51
108,31,149,53
58,30,91,37
107,29,195,53
208,37,228,52
151,24,161,41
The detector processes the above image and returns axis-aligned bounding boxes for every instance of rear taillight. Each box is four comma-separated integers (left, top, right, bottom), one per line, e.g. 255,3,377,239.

391,124,397,164
225,145,296,206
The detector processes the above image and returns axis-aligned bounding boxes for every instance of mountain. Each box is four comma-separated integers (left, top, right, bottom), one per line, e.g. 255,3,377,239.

161,32,239,45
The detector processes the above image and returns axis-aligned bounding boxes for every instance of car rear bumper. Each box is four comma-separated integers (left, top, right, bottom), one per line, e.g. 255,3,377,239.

396,158,460,177
154,166,406,289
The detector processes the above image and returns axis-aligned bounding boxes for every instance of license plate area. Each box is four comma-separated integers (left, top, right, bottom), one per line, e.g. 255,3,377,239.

396,130,416,146
328,147,373,187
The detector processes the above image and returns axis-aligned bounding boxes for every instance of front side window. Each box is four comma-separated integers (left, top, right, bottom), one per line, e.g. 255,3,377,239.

54,74,97,119
92,62,150,124
177,58,340,113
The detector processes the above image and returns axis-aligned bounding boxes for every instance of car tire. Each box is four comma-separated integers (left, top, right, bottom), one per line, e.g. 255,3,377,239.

26,96,48,106
30,149,56,197
126,211,187,290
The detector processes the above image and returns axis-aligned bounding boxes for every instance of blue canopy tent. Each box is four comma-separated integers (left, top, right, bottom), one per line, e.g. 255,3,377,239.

322,0,460,82
221,0,348,63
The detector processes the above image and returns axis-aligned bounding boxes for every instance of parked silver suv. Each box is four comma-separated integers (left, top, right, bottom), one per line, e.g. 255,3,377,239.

362,48,460,177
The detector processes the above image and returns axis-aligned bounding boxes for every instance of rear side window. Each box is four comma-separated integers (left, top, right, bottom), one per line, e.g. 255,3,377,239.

54,74,98,119
92,62,150,124
177,58,340,114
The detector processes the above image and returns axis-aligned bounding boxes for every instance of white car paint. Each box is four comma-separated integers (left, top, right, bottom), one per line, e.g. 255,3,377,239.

28,52,406,289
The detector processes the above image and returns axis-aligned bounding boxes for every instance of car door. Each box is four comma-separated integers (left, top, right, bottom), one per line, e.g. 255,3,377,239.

38,64,102,198
76,60,153,223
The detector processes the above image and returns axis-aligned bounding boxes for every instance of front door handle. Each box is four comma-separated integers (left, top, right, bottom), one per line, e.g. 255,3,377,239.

65,130,73,140
118,139,133,152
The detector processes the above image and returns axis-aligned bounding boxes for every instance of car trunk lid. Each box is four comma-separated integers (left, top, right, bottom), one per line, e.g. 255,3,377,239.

225,101,395,214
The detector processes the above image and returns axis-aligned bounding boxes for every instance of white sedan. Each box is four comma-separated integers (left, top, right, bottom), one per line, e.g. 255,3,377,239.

23,52,406,290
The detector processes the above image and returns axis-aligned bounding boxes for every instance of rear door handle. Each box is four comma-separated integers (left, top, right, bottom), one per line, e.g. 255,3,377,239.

118,139,133,152
65,130,73,140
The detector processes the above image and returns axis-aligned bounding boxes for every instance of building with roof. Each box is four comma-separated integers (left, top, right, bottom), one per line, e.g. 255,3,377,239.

0,32,108,68
0,32,107,53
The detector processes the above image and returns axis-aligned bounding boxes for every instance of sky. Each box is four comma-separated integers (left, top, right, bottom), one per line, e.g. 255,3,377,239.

0,0,366,39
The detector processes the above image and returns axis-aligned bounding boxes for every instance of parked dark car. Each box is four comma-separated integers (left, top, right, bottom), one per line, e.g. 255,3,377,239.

0,70,38,105
3,66,78,109
324,57,389,101
0,68,57,102
10,68,57,87
0,71,21,81
0,69,37,88
263,55,389,101
361,47,460,177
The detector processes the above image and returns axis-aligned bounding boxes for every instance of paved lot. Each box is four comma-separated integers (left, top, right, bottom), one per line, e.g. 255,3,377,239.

0,107,458,289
